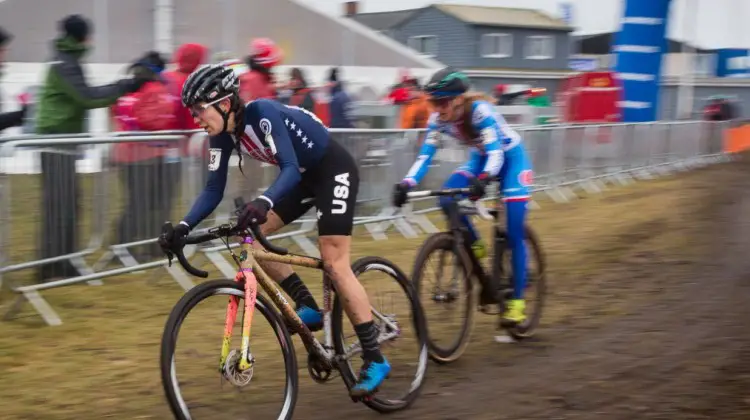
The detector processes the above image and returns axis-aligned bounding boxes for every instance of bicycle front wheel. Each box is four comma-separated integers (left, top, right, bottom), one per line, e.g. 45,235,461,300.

332,256,429,413
412,232,477,364
160,279,298,420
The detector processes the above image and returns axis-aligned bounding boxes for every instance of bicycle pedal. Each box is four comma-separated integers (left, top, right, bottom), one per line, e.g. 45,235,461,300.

350,394,374,403
350,387,380,403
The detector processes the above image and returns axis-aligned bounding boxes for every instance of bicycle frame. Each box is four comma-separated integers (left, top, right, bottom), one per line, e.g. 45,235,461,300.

443,199,500,298
219,233,402,373
402,187,508,309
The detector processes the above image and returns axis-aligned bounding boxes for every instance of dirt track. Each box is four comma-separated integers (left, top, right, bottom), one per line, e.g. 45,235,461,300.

292,155,750,420
3,156,750,420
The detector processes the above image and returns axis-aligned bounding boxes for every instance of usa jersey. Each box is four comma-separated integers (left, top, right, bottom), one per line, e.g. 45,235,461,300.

404,100,522,185
182,99,330,228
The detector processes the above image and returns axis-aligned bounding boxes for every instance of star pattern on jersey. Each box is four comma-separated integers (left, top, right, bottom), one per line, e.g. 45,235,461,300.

316,209,323,219
284,116,315,149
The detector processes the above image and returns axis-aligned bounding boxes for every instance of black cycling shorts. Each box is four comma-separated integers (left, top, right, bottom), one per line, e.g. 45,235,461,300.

272,138,359,236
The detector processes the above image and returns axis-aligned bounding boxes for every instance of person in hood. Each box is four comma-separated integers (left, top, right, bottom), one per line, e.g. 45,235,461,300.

327,67,354,128
35,15,145,135
35,14,147,281
237,37,282,102
112,51,178,132
163,43,208,130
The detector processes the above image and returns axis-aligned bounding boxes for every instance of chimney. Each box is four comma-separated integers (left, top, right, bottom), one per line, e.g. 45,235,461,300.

344,1,359,17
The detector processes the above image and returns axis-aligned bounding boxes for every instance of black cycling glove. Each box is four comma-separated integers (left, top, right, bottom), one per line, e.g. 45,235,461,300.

237,198,272,229
159,222,190,254
468,173,490,201
392,181,412,208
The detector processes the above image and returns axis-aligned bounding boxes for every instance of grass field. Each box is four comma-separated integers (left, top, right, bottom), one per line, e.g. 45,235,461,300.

0,161,722,419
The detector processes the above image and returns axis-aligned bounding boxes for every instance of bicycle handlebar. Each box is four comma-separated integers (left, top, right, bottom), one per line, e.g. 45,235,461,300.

404,188,495,221
162,196,289,278
406,187,473,199
174,243,209,278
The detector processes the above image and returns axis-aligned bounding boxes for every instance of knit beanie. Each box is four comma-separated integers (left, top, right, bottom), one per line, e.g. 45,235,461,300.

60,14,91,43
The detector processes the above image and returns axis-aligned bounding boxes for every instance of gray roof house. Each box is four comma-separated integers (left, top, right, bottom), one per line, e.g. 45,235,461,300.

348,3,574,72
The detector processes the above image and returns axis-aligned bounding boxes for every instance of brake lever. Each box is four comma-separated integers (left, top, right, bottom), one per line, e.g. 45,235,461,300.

159,222,177,267
164,248,175,267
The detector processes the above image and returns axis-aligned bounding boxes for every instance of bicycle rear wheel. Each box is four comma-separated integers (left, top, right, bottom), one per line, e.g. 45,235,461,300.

160,279,298,420
332,256,429,413
493,225,547,340
411,232,476,364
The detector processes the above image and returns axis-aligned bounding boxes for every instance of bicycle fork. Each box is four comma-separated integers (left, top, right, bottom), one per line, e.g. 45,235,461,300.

220,237,258,373
446,201,500,308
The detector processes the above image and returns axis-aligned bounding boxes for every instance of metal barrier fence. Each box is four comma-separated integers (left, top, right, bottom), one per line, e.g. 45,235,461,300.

0,120,731,326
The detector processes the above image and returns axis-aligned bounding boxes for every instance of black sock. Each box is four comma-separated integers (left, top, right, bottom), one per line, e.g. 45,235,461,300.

354,321,384,363
280,273,318,311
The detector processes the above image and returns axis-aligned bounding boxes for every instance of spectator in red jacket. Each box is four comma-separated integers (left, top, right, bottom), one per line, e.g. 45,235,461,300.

110,52,182,259
386,70,413,105
163,43,208,130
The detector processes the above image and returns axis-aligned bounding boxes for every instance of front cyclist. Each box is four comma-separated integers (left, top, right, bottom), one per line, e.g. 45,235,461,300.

158,64,390,397
392,67,533,327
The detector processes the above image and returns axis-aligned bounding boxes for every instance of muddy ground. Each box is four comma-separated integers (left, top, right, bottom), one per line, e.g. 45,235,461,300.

1,155,749,419
298,156,750,420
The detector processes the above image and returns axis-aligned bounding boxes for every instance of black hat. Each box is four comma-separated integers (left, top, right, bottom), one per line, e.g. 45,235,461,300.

130,51,167,72
128,51,167,79
60,14,91,43
0,26,12,47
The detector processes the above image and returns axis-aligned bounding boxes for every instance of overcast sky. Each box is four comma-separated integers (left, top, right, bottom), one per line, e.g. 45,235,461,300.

299,0,750,49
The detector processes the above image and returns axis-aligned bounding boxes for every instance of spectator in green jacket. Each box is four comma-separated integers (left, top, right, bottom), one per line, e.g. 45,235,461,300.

36,14,145,281
35,15,144,134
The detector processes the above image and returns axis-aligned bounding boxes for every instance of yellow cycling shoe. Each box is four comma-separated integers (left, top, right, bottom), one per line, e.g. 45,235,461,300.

501,299,527,326
471,240,487,260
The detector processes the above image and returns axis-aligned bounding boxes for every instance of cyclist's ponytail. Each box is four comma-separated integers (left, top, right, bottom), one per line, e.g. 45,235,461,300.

459,91,497,140
229,97,247,175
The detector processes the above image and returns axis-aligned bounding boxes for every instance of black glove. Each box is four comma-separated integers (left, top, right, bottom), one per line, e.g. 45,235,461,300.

469,173,490,201
237,198,272,229
392,181,412,208
158,222,190,254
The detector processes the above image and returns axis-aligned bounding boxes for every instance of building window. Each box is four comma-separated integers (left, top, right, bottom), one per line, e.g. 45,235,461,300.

481,33,512,58
693,53,714,76
525,35,554,60
408,35,438,57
